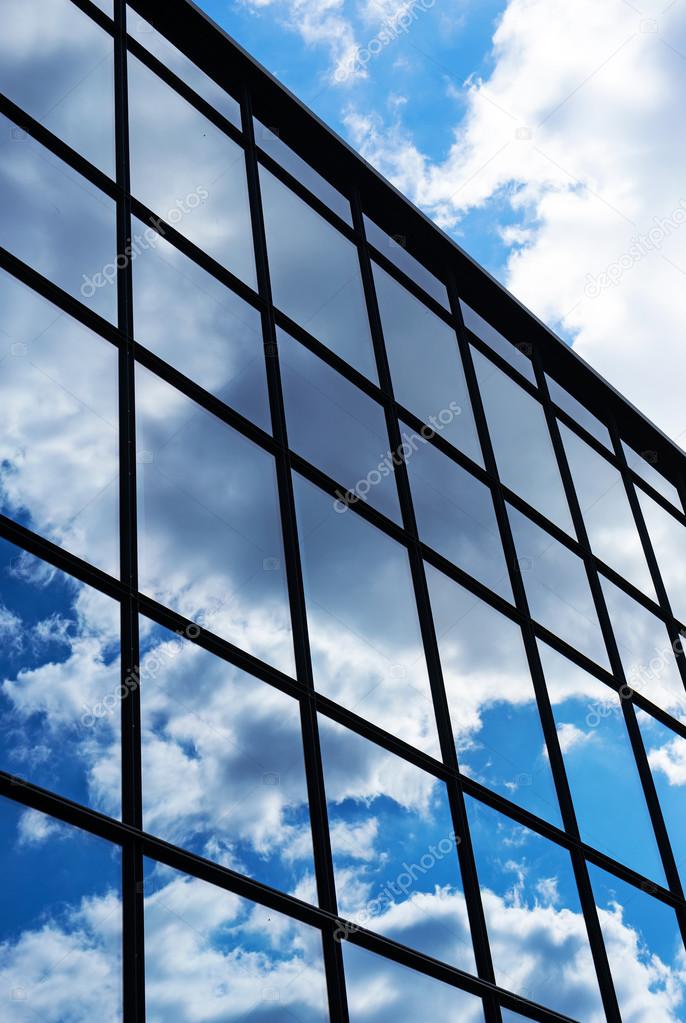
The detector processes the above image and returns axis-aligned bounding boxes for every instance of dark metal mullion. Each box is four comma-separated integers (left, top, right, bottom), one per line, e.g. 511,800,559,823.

353,196,501,1023
69,0,114,31
449,279,622,1023
240,89,349,1023
114,3,145,1021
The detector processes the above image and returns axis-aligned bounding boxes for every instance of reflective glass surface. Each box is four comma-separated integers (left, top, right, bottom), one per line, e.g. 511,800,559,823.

539,641,665,882
140,617,313,895
0,798,122,1021
638,490,686,624
467,797,605,1020
546,376,612,450
279,328,401,522
0,114,117,322
143,860,329,1022
128,55,256,287
0,270,119,575
364,215,450,309
638,709,686,889
293,474,439,755
474,349,573,533
562,423,656,597
256,120,352,224
260,166,375,378
461,300,536,384
130,215,270,430
0,0,115,174
508,505,609,668
590,865,686,1022
0,538,120,818
624,441,682,510
401,424,512,600
136,365,294,674
373,264,482,464
427,565,561,824
319,716,476,972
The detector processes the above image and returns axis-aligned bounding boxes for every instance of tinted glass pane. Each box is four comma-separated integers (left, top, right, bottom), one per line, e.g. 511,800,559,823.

427,566,561,824
279,328,401,522
140,617,313,894
401,425,512,600
0,271,119,575
601,575,686,719
260,166,376,379
562,424,656,597
467,798,604,1020
319,717,476,972
461,300,536,384
508,506,609,668
539,641,665,882
624,441,682,510
256,120,352,224
0,0,114,174
130,215,270,430
128,55,255,287
293,474,439,756
0,539,120,818
546,376,612,449
638,490,686,623
364,215,449,309
0,798,122,1020
590,865,686,1022
373,264,482,465
127,10,241,126
0,114,117,322
136,366,294,674
343,943,485,1022
143,860,329,1022
474,350,573,533
639,709,686,889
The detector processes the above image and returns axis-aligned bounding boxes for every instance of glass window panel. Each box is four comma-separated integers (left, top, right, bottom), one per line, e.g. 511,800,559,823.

136,365,294,674
255,120,352,224
279,328,401,522
293,474,439,756
601,575,686,719
260,166,376,380
128,55,255,288
127,10,241,127
0,0,115,174
0,114,117,323
589,865,686,1022
500,1013,535,1023
474,349,573,533
638,709,686,890
508,505,609,668
0,798,122,1020
143,860,329,1022
319,717,476,973
373,264,482,465
0,538,120,818
0,270,119,575
343,942,486,1023
638,489,686,624
130,215,270,430
467,797,605,1020
364,215,450,309
139,616,313,895
624,441,682,510
546,376,612,450
561,423,656,598
401,424,512,600
538,641,665,883
427,565,561,824
460,300,536,384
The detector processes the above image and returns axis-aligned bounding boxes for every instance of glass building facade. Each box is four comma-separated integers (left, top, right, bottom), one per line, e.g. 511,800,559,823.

1,2,686,1021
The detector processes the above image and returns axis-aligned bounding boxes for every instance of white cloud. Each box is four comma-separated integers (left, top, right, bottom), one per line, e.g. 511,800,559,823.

647,734,686,786
16,808,70,847
556,721,595,754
